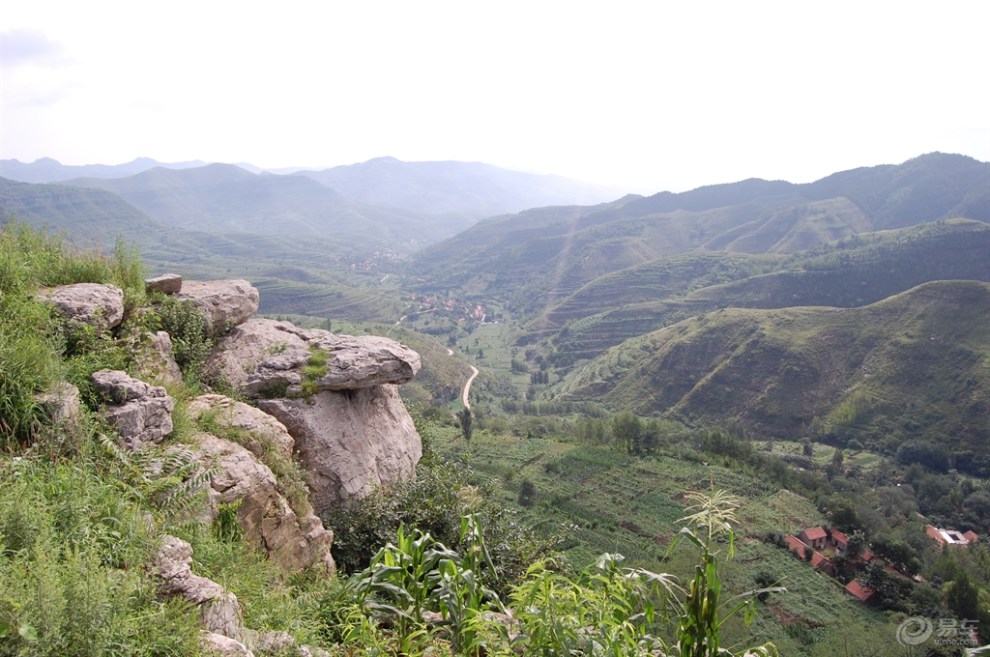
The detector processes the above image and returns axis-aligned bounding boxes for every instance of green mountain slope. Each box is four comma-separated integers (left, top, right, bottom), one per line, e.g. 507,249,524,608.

67,163,459,254
543,219,990,364
0,176,196,255
409,153,990,315
558,280,990,469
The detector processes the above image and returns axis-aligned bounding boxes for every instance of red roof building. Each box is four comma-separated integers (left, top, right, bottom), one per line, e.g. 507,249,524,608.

799,527,828,550
928,524,978,547
810,551,834,574
830,528,849,552
845,579,875,603
785,534,810,557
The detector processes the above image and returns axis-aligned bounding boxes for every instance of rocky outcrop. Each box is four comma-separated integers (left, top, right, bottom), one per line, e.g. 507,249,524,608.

201,633,253,657
206,316,423,511
178,279,259,334
92,369,174,448
154,535,244,639
209,318,420,397
193,430,335,574
259,385,421,514
155,534,330,657
186,394,335,574
146,273,182,295
37,282,124,330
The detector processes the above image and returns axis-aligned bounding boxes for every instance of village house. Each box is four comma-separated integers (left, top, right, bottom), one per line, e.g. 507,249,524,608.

926,525,980,547
799,527,828,550
845,579,875,605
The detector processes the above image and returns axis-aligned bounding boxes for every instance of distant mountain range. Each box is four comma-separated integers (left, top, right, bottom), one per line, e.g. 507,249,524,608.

401,152,989,460
1,155,619,220
410,153,990,313
559,280,990,471
0,157,206,183
294,156,620,218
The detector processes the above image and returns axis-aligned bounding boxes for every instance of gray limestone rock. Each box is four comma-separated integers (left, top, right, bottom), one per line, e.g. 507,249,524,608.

201,633,254,657
154,535,244,639
186,394,295,456
259,385,421,513
37,282,124,330
209,318,420,397
178,279,259,334
35,381,81,427
135,330,184,384
194,429,335,574
92,369,174,448
145,273,183,295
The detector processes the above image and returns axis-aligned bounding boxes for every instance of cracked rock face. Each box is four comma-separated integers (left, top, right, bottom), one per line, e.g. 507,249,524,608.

92,369,174,449
209,318,421,397
259,385,421,514
135,330,184,385
145,273,182,295
37,283,124,330
194,431,335,574
186,394,295,456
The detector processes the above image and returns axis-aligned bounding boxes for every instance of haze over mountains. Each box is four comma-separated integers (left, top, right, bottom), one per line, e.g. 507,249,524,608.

2,151,988,460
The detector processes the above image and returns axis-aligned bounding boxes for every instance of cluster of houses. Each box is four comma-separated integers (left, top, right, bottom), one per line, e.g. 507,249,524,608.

785,524,979,604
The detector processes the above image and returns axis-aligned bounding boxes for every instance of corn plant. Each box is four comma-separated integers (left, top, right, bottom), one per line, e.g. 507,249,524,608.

434,515,505,655
509,553,678,657
347,515,507,655
671,490,782,657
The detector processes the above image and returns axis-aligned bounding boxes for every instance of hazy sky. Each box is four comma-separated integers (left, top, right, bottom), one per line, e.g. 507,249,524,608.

2,1,989,193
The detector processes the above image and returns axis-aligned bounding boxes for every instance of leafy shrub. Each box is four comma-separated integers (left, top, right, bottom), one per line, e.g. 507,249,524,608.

325,451,557,597
151,297,214,383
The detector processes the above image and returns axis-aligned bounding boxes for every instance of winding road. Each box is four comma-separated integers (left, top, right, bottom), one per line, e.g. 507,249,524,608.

462,365,479,410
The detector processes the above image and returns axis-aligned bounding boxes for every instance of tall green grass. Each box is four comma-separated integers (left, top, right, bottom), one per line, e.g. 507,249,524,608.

0,457,202,656
0,224,146,447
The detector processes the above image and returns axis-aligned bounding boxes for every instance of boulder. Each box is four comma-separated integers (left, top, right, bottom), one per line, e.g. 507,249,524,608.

154,535,244,639
135,330,184,385
201,633,254,657
145,273,183,295
35,381,81,427
209,318,420,397
92,369,174,449
194,430,335,574
259,385,421,513
37,283,124,330
178,279,259,334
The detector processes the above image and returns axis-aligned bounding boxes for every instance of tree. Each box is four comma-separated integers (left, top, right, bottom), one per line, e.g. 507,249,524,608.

845,530,867,560
611,412,643,455
945,570,980,620
458,408,473,444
